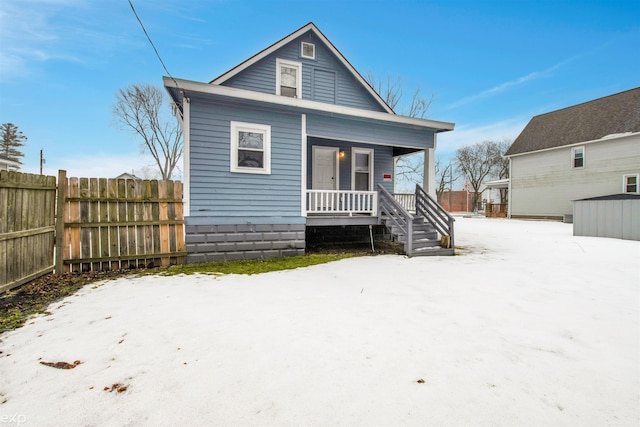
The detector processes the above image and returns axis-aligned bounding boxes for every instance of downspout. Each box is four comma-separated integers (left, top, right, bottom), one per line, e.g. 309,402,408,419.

181,93,191,217
301,114,307,217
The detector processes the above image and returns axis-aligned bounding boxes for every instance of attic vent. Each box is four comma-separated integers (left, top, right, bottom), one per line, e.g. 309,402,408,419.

301,42,315,59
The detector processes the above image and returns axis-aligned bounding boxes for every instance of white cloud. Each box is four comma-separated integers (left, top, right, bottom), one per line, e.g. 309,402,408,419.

437,115,529,157
443,45,603,111
445,66,560,110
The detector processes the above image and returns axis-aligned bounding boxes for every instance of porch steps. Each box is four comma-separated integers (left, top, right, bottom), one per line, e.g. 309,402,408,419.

384,216,455,256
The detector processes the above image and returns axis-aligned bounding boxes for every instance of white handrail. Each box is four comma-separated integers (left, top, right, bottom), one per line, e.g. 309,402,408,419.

392,193,415,212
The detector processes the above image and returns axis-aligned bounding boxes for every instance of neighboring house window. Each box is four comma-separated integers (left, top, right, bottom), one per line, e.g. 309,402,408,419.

301,42,315,59
572,146,585,168
623,174,639,193
352,148,374,191
276,59,302,98
230,121,271,174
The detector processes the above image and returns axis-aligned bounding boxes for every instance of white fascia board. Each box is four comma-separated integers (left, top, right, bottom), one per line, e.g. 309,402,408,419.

209,23,395,114
164,77,455,132
505,131,640,158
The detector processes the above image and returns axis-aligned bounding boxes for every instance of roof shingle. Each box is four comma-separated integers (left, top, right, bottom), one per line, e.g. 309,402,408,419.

505,87,640,156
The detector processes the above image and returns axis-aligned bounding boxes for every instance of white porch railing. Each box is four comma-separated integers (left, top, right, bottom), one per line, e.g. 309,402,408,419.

306,190,378,216
393,193,416,212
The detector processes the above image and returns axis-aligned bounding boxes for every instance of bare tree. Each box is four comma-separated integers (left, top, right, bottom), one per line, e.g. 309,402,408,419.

366,73,436,191
455,140,503,208
496,139,512,203
365,72,435,118
367,72,403,110
435,158,457,203
113,83,182,180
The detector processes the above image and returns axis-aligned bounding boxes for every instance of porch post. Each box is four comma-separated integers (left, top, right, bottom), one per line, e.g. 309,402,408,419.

423,148,436,198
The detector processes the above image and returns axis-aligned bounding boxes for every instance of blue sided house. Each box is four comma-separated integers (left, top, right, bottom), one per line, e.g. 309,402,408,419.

164,22,456,261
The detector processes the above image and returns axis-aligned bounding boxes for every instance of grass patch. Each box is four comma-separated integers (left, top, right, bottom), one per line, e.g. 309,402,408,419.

162,253,355,276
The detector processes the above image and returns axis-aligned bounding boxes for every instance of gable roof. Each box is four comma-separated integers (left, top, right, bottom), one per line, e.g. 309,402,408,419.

209,22,395,114
505,87,640,157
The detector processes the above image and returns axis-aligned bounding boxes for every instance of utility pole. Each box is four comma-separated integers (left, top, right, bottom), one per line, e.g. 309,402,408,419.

40,149,45,175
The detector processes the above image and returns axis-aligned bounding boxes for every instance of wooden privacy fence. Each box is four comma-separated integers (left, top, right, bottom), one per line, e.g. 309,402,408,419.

0,170,185,292
0,171,57,293
57,170,186,273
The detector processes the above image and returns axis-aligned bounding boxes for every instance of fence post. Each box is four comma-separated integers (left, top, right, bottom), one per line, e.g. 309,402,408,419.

55,170,67,274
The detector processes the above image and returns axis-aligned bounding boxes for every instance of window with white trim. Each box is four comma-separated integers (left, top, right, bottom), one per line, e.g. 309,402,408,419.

572,146,585,168
230,121,271,174
352,148,374,191
301,42,315,59
623,174,639,193
276,58,302,98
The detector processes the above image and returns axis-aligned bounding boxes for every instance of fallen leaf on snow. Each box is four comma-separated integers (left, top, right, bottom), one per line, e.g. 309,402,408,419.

40,360,82,369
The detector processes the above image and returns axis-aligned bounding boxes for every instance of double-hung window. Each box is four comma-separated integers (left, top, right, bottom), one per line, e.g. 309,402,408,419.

623,174,639,193
572,146,585,168
352,148,374,191
230,121,271,174
276,59,302,98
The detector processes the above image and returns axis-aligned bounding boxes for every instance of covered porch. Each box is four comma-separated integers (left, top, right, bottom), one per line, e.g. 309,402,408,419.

304,135,424,225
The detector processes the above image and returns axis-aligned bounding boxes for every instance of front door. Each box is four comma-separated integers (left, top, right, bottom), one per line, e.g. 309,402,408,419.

312,146,338,190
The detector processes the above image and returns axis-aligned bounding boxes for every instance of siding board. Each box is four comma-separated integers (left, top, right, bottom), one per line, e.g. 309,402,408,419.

222,31,386,112
307,114,435,150
510,135,640,217
189,98,302,218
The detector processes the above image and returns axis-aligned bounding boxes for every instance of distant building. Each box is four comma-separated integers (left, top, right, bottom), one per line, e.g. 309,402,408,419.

0,155,20,171
115,172,140,180
505,87,640,220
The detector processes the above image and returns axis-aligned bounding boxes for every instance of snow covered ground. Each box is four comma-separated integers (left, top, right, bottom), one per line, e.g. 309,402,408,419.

1,217,638,427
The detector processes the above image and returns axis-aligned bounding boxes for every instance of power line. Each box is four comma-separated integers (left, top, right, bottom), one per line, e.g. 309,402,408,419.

127,0,180,89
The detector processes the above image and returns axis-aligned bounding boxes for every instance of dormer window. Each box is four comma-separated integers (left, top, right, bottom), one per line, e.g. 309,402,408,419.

276,59,302,98
301,42,315,59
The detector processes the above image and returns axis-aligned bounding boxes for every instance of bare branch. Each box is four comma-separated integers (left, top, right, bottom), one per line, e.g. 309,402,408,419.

113,83,183,180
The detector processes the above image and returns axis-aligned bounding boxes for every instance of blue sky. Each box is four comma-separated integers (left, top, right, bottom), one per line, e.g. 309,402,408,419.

1,0,638,184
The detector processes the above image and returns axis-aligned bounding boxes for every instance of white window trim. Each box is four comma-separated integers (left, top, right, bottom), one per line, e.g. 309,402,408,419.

301,42,315,59
623,173,639,193
571,146,585,169
275,58,302,99
230,121,271,175
351,147,374,191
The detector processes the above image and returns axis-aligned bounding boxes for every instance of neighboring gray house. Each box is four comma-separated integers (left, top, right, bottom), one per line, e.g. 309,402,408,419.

164,22,456,261
505,87,640,220
115,172,141,180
